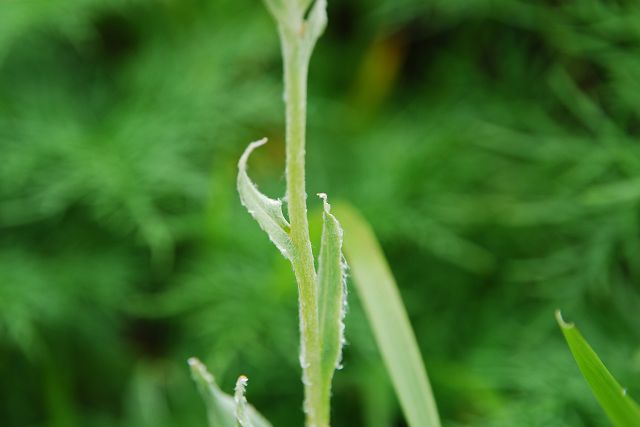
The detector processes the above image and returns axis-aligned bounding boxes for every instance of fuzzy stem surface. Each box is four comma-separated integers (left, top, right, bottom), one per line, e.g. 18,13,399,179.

280,26,327,427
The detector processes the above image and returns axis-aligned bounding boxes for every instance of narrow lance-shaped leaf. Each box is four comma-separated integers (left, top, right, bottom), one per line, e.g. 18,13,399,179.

556,311,640,427
237,139,294,261
333,203,442,427
317,193,347,396
234,375,252,427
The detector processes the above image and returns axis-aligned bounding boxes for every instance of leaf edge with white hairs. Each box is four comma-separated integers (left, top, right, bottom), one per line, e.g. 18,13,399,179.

237,138,294,261
316,193,347,399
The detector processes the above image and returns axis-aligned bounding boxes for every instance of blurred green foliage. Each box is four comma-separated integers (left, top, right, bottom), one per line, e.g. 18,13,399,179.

1,0,640,426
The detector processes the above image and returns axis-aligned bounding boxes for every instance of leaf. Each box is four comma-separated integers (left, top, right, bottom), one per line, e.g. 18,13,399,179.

188,358,272,427
262,0,326,57
237,138,294,261
316,193,347,394
556,311,640,427
234,375,252,427
189,358,235,427
302,0,327,54
333,203,442,427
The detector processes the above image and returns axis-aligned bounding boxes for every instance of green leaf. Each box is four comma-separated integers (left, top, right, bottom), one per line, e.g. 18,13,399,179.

333,203,442,427
237,139,293,261
302,0,327,54
316,194,347,396
189,358,235,427
188,358,272,427
556,311,640,427
262,0,326,57
234,375,252,427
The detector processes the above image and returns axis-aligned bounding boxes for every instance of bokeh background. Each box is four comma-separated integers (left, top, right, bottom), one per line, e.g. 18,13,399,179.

2,0,640,426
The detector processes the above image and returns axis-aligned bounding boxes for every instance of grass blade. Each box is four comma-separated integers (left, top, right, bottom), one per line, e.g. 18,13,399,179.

556,311,640,427
334,203,442,427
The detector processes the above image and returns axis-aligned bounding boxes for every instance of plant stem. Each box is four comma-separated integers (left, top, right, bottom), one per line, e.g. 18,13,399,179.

281,29,327,427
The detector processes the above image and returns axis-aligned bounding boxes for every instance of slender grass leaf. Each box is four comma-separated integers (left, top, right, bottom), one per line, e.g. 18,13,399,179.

333,203,442,427
188,358,272,427
237,138,294,261
316,193,347,399
556,311,640,427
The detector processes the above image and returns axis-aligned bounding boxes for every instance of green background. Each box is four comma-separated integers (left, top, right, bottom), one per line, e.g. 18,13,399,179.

1,0,639,426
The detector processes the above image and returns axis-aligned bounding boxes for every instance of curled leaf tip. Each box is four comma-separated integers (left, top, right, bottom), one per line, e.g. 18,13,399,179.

555,309,574,329
239,138,269,167
317,192,331,211
237,138,294,260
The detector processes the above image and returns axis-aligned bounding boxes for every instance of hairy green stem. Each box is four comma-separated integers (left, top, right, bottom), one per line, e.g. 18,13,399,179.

281,29,327,427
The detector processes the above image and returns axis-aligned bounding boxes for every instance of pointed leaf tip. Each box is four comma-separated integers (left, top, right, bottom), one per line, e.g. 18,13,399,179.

188,357,213,384
235,375,248,393
238,139,294,261
555,309,574,329
317,192,330,211
235,375,252,427
556,315,640,426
